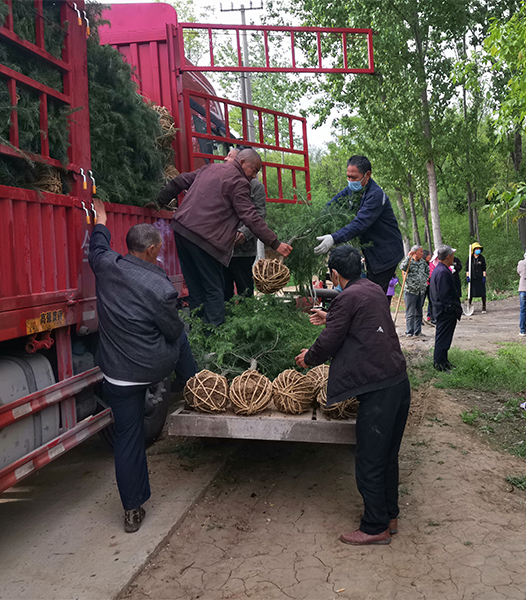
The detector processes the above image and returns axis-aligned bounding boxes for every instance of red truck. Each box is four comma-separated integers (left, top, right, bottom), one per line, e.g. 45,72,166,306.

0,1,373,493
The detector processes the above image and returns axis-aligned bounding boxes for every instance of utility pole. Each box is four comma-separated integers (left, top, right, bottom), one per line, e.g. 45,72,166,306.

219,1,263,144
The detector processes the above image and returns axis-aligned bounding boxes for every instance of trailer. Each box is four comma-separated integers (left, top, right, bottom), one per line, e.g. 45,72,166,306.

0,1,374,493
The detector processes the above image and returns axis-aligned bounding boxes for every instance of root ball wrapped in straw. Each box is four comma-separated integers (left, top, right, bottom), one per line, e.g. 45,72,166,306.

230,370,273,415
184,369,229,413
252,259,290,294
304,364,330,395
317,382,358,420
272,369,316,414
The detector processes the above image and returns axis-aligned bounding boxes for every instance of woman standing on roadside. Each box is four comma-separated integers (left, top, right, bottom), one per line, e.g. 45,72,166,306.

468,242,487,314
517,251,526,336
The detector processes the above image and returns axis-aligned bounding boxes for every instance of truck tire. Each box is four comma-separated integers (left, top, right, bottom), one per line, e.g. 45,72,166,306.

99,381,170,449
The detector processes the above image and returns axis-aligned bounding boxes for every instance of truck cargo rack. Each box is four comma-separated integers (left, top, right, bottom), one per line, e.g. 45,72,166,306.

169,402,356,445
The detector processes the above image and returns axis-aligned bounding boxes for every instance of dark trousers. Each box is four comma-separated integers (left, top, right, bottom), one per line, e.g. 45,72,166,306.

223,256,255,301
434,314,457,367
103,381,151,511
355,377,411,535
174,232,225,326
368,265,397,294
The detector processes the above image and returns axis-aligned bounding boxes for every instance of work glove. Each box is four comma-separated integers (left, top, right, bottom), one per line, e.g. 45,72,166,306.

466,276,470,283
483,276,486,283
314,234,335,255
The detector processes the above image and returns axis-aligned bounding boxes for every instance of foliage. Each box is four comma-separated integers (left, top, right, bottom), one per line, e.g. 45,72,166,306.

267,192,362,290
485,181,526,228
485,2,526,129
184,295,321,380
431,345,526,393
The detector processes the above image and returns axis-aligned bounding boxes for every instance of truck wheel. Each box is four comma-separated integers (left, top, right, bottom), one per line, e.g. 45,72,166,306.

99,381,170,449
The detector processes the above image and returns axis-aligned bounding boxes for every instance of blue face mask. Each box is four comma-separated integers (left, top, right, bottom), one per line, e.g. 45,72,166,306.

347,180,363,192
474,249,481,255
335,284,343,292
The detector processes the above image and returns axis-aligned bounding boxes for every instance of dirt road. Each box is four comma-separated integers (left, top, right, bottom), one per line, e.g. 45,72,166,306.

122,296,526,600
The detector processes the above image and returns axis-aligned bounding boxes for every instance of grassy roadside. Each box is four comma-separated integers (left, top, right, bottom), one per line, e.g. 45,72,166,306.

407,344,526,486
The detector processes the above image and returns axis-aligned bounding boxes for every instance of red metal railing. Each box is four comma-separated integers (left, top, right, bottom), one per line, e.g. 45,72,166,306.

177,23,374,74
183,89,310,204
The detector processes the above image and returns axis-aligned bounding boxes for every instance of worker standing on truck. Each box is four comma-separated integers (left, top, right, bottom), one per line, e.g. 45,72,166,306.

157,149,292,325
313,155,404,294
89,198,197,533
223,146,267,300
295,245,410,546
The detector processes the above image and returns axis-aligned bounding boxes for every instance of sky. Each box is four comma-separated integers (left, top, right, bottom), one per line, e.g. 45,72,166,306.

102,0,339,150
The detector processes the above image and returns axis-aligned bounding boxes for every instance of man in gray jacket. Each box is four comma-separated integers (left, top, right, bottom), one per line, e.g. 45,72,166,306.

223,147,267,299
89,199,196,533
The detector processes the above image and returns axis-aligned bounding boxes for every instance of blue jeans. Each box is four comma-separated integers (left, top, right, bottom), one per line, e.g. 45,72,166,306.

520,292,526,334
404,291,423,335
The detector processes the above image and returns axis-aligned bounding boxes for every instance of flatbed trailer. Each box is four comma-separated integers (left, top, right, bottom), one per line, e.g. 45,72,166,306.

169,403,356,445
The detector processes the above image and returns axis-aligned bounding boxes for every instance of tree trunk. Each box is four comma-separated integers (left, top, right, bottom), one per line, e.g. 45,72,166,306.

473,207,480,242
413,14,442,246
394,189,411,254
420,194,433,250
408,190,420,246
511,128,522,172
466,181,475,237
518,207,526,252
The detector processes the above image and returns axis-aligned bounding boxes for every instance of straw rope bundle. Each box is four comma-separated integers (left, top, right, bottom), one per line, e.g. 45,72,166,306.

184,369,229,413
252,258,290,294
317,383,358,420
149,102,178,150
230,370,273,415
304,364,330,395
35,166,62,194
164,164,180,180
272,369,316,414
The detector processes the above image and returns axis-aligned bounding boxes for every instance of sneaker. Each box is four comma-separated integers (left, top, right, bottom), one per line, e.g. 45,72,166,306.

481,310,487,314
520,333,526,337
414,331,426,337
405,333,414,337
124,506,146,533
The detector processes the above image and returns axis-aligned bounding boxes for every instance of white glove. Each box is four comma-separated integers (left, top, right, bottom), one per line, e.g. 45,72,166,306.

314,234,335,255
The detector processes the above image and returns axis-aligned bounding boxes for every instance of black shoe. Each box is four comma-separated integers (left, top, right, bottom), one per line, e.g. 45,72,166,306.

445,361,456,370
124,506,146,533
434,363,451,373
414,331,426,337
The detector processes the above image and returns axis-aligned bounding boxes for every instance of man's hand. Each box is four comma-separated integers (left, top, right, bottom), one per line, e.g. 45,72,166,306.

276,242,292,257
234,232,246,246
314,234,334,255
295,348,309,369
310,308,327,326
93,198,107,226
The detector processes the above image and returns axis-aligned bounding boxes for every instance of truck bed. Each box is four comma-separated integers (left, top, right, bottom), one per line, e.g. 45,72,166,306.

169,403,356,445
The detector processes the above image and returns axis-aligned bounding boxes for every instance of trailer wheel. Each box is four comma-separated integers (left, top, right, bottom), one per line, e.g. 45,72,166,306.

99,381,170,449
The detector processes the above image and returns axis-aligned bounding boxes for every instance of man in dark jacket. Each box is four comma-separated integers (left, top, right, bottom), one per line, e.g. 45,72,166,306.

296,246,410,545
313,155,404,293
429,245,462,372
157,148,292,325
89,199,196,533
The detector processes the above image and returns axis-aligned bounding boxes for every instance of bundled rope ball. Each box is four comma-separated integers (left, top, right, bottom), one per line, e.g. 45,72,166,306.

272,369,316,414
304,364,330,396
317,382,358,420
252,258,290,294
35,166,62,194
184,369,229,413
230,370,273,415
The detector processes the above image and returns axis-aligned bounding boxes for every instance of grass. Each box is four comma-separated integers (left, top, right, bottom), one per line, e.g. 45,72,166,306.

408,344,526,394
506,475,526,490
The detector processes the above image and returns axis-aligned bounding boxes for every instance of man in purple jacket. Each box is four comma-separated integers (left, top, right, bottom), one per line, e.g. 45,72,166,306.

158,149,292,325
296,245,410,545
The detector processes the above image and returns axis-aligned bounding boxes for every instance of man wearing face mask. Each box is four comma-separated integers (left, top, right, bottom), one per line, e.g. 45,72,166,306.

467,242,487,313
313,155,404,294
296,245,410,545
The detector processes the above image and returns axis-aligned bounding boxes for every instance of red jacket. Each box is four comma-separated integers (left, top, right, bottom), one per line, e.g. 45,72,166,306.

158,161,279,266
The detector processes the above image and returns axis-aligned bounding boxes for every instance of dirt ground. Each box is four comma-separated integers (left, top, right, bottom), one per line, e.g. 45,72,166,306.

120,296,526,600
